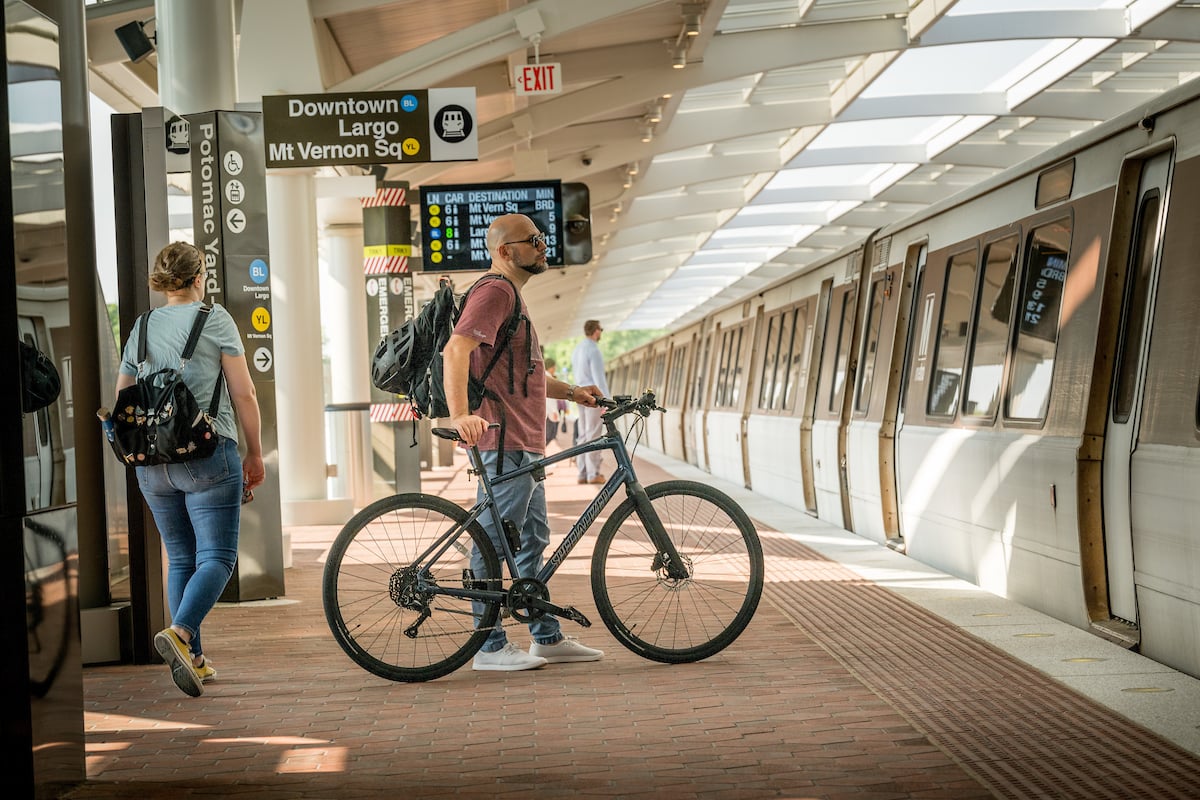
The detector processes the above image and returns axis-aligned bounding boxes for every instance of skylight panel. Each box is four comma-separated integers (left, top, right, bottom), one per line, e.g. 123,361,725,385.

809,117,961,149
862,41,1061,97
765,163,894,190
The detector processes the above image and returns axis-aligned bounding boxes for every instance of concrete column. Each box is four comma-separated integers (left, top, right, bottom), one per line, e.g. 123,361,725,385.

323,224,373,508
267,171,351,524
154,0,237,113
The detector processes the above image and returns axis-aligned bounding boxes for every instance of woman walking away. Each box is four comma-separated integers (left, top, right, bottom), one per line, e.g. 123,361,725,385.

115,242,265,697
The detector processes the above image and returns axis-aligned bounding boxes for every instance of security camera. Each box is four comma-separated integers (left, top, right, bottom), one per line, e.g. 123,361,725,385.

1138,116,1156,133
581,154,593,167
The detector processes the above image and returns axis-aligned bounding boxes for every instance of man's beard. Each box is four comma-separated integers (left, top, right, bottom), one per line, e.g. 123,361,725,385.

518,258,547,275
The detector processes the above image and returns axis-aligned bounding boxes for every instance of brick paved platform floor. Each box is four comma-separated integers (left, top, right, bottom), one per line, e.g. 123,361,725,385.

63,452,1200,799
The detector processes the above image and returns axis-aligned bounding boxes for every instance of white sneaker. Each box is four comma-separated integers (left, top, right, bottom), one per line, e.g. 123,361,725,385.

472,642,549,672
529,636,604,663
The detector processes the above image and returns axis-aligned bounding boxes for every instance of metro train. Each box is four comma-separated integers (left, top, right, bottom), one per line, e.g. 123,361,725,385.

608,78,1200,680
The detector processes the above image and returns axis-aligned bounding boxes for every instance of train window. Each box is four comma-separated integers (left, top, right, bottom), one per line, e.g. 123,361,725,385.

783,304,809,411
1112,192,1161,424
773,308,797,409
854,278,886,414
1036,160,1075,208
757,314,781,410
728,326,746,408
1006,218,1072,421
690,333,712,408
829,289,857,412
665,344,689,406
964,236,1019,419
927,249,978,417
651,352,667,394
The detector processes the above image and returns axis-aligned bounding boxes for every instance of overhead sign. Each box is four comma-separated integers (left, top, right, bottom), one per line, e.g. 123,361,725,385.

420,180,564,272
514,63,562,95
262,88,477,168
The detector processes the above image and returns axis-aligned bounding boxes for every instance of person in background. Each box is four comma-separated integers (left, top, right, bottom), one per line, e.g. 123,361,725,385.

115,242,265,698
544,357,568,447
443,214,605,672
571,319,610,484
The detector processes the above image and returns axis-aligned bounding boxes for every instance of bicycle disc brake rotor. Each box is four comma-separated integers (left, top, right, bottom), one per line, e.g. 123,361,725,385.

507,577,549,622
652,552,694,589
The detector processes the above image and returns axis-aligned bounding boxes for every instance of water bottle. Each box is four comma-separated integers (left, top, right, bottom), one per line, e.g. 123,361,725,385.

97,407,115,443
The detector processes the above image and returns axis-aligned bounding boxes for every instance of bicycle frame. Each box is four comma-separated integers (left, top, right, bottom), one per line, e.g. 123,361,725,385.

414,412,688,609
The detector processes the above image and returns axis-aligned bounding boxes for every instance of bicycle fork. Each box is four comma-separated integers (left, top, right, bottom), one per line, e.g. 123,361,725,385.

628,482,691,581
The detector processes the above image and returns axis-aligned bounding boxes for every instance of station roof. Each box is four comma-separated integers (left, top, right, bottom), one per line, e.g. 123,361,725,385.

85,0,1200,341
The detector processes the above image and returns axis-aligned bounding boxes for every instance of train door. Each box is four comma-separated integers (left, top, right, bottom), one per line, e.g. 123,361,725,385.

1101,151,1172,626
883,242,927,546
800,279,834,515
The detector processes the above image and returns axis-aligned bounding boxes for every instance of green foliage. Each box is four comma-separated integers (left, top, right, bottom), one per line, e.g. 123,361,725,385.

543,329,666,384
107,303,120,345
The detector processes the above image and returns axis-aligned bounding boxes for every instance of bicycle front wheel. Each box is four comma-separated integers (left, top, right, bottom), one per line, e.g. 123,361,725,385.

323,493,501,682
591,480,764,663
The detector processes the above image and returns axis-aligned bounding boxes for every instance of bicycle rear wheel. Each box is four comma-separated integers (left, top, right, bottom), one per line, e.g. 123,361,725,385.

591,480,763,663
323,493,501,681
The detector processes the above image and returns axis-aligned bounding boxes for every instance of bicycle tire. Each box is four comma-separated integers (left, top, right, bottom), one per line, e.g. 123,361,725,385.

323,493,501,681
591,480,763,663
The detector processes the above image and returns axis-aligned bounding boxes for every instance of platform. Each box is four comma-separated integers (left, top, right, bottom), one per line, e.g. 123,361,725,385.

64,449,1200,799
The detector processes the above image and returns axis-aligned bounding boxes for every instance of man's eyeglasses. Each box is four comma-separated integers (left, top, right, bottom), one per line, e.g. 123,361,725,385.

503,232,547,249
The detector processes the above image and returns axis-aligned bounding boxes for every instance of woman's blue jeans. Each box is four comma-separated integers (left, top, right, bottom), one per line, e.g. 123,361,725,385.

471,449,563,652
136,437,242,659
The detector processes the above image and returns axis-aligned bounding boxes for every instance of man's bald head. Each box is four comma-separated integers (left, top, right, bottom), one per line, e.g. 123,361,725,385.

486,214,531,254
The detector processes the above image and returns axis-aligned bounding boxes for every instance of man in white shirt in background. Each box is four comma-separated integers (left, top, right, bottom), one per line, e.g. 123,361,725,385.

571,319,610,484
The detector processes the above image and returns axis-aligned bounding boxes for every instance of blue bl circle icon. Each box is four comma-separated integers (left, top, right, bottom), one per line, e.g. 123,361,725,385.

250,259,268,284
401,94,418,112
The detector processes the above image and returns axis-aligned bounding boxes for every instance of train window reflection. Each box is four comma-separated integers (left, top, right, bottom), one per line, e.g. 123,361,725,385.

855,278,886,414
783,303,809,412
964,236,1019,419
690,333,712,407
1006,219,1072,421
1112,193,1160,424
757,315,780,409
829,289,856,412
927,249,977,417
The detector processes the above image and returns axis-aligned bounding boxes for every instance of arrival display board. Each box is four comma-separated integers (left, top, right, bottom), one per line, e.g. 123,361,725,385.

419,180,563,271
262,88,477,168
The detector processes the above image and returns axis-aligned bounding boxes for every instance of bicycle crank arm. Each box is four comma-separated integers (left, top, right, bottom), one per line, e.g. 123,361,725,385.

524,598,592,627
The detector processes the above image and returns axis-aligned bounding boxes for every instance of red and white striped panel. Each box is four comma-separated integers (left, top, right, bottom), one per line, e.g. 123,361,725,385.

363,256,409,274
370,403,418,422
361,187,407,207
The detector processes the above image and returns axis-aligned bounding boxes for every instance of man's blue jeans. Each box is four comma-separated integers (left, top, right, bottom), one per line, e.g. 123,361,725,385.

136,437,242,659
471,449,563,652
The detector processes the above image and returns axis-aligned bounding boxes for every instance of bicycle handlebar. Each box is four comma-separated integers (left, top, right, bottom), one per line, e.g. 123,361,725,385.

599,390,665,423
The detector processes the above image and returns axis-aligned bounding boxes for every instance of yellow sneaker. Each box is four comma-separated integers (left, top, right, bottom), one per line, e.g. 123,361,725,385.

195,657,217,683
153,628,203,697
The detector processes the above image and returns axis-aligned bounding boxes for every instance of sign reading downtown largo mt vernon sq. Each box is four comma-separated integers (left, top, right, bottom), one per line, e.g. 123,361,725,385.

262,88,477,168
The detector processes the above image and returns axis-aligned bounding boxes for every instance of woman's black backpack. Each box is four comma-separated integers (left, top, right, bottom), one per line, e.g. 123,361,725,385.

18,339,61,413
105,306,224,466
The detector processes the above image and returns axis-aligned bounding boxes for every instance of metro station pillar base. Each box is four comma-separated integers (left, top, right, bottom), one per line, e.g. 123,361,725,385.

281,497,355,526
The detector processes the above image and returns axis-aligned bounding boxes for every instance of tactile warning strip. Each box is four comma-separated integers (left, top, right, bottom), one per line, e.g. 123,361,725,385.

758,528,1200,799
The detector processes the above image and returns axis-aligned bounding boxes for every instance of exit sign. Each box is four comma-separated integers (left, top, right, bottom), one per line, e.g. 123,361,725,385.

514,62,562,95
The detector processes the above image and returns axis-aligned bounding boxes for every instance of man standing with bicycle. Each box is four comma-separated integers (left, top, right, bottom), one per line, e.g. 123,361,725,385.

443,213,606,672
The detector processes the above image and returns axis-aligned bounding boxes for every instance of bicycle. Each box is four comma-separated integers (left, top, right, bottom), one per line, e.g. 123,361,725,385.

323,391,764,682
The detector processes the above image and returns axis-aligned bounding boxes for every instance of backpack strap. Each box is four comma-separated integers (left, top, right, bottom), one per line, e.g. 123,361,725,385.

140,305,225,419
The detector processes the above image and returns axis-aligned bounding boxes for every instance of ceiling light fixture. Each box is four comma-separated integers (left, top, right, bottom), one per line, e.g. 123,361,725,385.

672,40,688,69
682,4,703,37
640,123,655,143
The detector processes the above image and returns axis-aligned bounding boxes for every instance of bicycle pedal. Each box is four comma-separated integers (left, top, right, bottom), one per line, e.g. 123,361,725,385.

561,606,592,627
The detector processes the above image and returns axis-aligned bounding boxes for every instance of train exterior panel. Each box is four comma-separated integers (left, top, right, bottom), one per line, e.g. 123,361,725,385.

615,78,1200,679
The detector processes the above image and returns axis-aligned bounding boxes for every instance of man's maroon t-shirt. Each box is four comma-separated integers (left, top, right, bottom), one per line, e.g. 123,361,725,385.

452,275,546,454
